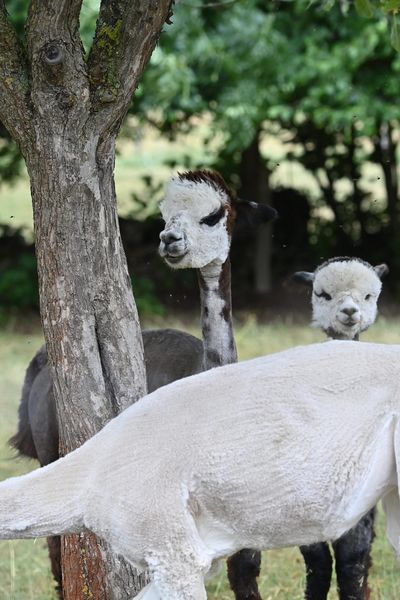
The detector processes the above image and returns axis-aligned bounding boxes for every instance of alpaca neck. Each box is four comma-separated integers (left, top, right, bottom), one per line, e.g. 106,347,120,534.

197,258,237,370
326,328,359,342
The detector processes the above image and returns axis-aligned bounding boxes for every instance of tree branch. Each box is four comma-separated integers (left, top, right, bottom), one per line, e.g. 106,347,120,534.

24,0,90,145
88,0,174,136
0,1,32,149
26,0,83,36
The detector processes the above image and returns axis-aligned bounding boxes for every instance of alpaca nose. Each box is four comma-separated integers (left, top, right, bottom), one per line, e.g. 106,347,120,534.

160,230,183,245
342,306,357,316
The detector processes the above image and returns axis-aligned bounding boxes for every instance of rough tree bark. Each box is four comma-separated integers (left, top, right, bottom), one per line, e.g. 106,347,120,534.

0,1,173,598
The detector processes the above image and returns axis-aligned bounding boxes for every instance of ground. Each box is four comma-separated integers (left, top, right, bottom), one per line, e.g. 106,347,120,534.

0,316,400,599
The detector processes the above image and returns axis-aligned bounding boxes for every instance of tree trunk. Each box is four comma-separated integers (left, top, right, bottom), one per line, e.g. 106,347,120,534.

0,0,173,597
349,123,366,246
314,168,353,252
25,131,148,598
376,121,399,236
239,133,273,294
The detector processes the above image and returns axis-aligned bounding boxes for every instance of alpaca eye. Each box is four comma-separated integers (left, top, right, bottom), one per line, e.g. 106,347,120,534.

365,294,371,300
315,290,332,301
200,206,225,227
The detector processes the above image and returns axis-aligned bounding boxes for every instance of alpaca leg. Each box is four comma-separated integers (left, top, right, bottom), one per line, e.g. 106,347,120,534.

332,508,375,600
299,542,332,600
151,564,207,600
227,549,262,600
382,488,400,554
143,540,209,600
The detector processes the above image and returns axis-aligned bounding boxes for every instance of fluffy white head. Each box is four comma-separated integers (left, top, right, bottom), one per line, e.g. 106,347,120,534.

159,171,232,270
312,259,387,339
294,258,388,340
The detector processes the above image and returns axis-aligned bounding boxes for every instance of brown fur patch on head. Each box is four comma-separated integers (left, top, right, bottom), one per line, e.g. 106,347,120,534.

178,169,238,235
178,169,235,203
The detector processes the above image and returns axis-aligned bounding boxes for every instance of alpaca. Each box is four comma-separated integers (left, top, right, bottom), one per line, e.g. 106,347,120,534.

11,331,204,465
293,257,388,600
160,170,244,370
293,257,388,342
1,340,400,600
9,169,276,597
159,170,276,600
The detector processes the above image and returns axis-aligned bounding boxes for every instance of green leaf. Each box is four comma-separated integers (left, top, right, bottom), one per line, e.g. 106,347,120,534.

391,15,400,51
381,0,400,13
355,0,375,18
321,0,335,10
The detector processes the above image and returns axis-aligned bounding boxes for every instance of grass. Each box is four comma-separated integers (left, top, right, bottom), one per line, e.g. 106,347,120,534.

1,317,400,598
0,330,58,600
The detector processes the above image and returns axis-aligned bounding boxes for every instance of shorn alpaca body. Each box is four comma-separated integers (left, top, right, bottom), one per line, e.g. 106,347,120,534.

10,170,275,597
1,341,400,600
293,257,388,600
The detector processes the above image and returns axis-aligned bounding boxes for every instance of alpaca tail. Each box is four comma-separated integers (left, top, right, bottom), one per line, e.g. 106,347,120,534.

0,450,85,540
9,345,47,459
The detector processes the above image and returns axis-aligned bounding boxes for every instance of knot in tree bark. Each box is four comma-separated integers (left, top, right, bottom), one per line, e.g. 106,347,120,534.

43,43,64,66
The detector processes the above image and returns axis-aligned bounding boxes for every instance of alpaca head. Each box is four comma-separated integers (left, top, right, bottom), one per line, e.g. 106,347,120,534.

293,257,388,339
159,169,276,270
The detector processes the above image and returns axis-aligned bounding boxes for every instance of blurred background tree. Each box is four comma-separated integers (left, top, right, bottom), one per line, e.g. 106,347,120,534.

2,0,400,316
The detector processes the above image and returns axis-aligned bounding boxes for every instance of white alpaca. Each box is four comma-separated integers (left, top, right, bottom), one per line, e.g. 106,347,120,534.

293,257,388,340
1,340,400,600
159,170,257,370
293,257,389,600
158,170,275,369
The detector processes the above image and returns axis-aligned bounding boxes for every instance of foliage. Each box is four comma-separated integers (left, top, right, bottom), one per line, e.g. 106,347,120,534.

0,125,23,182
0,225,38,309
2,0,400,290
133,0,400,288
267,4,400,272
135,0,400,143
353,0,400,50
0,253,38,309
132,275,166,317
135,1,286,157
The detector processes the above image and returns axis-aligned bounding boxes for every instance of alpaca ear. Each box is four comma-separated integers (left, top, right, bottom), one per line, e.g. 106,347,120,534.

374,263,389,279
235,201,278,227
291,271,315,287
